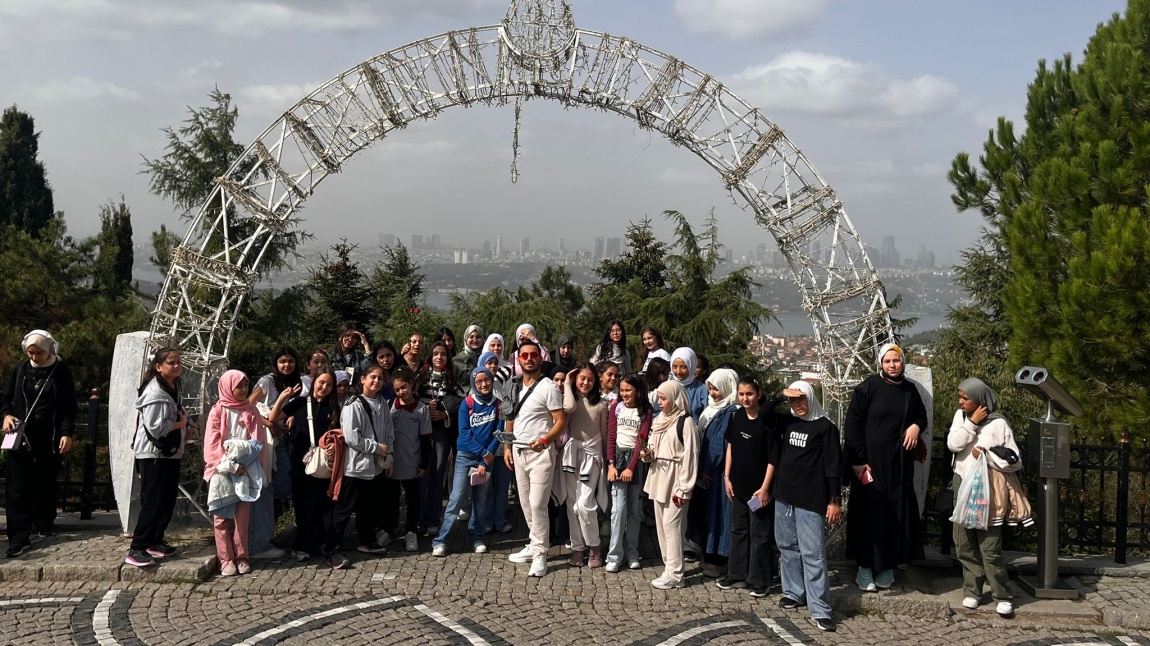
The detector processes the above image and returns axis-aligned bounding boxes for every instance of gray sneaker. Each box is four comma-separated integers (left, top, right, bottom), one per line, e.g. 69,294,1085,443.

405,532,419,552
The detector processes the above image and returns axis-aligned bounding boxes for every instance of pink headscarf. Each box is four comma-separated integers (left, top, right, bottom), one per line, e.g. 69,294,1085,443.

203,370,264,482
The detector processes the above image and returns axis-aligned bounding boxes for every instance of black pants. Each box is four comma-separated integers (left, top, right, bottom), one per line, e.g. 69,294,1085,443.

381,476,422,535
323,476,365,555
290,466,331,556
130,458,181,551
727,498,775,587
5,442,62,546
420,438,454,528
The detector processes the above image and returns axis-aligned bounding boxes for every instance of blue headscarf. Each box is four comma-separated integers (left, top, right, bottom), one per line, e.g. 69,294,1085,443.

470,366,495,405
477,352,499,372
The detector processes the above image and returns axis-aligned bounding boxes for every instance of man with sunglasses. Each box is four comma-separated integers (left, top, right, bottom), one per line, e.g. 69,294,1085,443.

503,340,567,577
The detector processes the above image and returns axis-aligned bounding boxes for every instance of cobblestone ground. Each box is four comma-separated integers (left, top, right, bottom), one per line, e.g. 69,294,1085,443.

2,516,1149,644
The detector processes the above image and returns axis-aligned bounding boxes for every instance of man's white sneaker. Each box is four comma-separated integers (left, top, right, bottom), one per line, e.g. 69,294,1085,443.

405,532,419,552
508,547,534,564
962,597,979,610
651,576,684,590
432,545,447,557
473,543,488,554
528,555,547,577
605,561,620,573
996,601,1014,617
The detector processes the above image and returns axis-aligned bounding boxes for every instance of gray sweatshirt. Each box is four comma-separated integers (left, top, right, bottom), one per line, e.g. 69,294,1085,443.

131,378,185,460
339,394,395,480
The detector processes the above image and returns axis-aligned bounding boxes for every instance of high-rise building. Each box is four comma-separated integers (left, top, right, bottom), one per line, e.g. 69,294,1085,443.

379,233,397,248
520,237,530,256
412,234,423,250
482,240,491,259
881,236,899,268
594,237,605,260
495,235,503,259
558,236,565,254
606,237,621,258
431,234,441,250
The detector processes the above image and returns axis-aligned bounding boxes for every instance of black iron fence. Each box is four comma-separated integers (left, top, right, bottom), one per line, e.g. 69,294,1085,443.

0,391,116,518
924,431,1150,562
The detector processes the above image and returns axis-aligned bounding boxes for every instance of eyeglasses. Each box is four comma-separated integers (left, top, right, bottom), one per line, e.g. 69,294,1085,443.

473,377,493,385
519,352,541,360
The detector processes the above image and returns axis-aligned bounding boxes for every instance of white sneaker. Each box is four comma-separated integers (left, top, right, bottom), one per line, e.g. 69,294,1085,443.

508,547,534,564
405,531,419,552
432,545,447,557
528,555,547,577
605,561,620,573
629,560,642,570
252,547,285,559
651,576,684,590
458,509,471,521
290,550,310,562
473,543,488,554
996,601,1014,617
962,597,979,610
375,530,391,546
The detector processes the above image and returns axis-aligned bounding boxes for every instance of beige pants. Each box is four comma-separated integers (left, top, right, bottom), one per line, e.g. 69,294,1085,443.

654,498,688,582
564,469,602,551
514,446,556,558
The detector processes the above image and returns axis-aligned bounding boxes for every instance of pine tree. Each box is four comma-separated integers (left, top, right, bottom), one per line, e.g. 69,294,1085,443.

0,105,54,236
93,198,134,295
947,2,1150,437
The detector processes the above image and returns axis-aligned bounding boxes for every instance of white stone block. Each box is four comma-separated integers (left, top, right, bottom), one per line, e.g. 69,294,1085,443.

109,332,150,534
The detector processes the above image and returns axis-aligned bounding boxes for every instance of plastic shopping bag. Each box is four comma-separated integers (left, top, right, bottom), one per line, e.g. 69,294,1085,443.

949,452,990,530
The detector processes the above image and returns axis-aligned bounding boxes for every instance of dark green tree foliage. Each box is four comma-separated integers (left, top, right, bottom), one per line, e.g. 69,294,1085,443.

303,241,371,340
367,242,438,343
229,285,315,376
947,2,1150,437
142,89,306,276
593,217,669,295
0,106,54,236
93,198,134,295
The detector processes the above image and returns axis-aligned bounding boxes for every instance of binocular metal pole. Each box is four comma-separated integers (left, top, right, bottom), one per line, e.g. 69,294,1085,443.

1020,401,1078,600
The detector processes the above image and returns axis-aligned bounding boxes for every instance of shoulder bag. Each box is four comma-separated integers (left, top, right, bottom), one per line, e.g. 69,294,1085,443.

302,397,333,479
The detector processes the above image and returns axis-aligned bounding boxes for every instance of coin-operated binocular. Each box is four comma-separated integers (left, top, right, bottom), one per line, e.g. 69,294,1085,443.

1014,366,1082,600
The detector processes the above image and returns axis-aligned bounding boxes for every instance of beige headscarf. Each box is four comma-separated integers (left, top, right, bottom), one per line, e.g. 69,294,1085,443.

876,342,905,382
22,329,59,367
787,380,826,422
651,380,691,435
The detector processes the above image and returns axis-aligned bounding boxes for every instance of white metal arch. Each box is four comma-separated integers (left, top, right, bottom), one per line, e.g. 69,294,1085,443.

149,0,893,416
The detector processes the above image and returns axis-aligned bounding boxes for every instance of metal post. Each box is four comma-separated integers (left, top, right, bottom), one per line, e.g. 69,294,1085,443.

1116,431,1131,565
80,388,99,520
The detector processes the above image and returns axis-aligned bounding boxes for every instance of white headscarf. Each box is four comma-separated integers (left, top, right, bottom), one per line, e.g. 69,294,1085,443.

788,380,826,422
514,323,538,346
482,334,510,367
22,329,59,367
669,347,697,386
876,342,905,380
700,368,738,430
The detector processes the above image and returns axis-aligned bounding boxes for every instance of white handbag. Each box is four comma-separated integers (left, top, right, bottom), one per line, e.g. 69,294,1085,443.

302,398,333,479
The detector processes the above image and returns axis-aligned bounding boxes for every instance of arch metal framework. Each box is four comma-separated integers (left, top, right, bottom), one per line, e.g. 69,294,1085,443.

149,0,893,416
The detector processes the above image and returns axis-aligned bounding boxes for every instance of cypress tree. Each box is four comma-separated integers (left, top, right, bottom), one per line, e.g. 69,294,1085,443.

0,105,54,236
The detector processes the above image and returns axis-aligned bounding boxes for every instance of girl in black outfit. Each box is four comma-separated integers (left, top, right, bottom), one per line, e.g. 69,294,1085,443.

1,330,78,557
270,369,342,560
416,341,463,532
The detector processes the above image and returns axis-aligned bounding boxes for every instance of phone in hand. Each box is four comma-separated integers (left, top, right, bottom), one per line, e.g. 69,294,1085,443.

494,431,516,444
860,466,874,485
747,496,763,512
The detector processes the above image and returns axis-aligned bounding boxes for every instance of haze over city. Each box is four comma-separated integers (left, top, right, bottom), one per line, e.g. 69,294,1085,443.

0,0,1126,266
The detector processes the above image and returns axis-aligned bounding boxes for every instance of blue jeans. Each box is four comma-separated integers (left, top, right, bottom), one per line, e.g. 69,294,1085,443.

607,465,645,564
775,500,832,619
487,455,514,530
249,484,276,555
433,452,491,549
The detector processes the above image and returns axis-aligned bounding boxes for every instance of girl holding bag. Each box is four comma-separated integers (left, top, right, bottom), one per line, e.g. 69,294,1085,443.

947,377,1021,618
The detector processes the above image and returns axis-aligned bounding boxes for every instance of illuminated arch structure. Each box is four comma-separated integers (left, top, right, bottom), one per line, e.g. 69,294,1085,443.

148,0,893,417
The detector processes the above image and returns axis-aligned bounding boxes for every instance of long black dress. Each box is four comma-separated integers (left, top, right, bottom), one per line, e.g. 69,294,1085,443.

843,373,927,571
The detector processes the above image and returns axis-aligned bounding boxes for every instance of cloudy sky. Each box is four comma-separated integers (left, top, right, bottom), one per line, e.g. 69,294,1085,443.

0,0,1126,266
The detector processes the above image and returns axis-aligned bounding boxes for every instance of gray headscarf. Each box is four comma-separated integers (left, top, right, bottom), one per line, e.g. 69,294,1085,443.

957,377,1006,422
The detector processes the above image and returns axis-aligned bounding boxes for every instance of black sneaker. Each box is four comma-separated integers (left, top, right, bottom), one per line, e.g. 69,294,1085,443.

327,553,350,570
357,542,387,555
778,596,804,610
147,543,177,559
716,577,746,590
808,617,835,632
124,549,157,567
749,585,769,598
683,550,699,563
5,542,32,558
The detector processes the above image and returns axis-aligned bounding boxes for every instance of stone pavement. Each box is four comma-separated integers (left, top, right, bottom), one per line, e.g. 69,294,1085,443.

1,511,1149,645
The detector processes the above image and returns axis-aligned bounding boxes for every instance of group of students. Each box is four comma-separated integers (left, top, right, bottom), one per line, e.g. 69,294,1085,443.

0,324,1027,635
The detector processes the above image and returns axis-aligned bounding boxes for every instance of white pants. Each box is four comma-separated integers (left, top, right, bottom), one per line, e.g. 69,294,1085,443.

514,446,556,558
564,468,602,551
654,498,688,582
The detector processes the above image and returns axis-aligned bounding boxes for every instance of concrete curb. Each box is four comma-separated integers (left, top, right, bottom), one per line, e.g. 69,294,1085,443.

834,589,953,620
0,551,217,584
